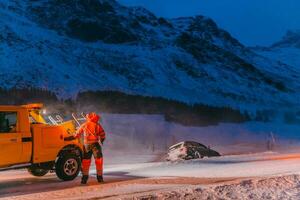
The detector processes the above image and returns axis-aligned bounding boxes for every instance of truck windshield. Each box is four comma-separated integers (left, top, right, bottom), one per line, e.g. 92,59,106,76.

29,110,47,124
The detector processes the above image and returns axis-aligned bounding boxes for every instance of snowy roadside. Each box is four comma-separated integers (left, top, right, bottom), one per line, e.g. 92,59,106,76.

3,174,300,200
105,152,300,178
117,174,300,200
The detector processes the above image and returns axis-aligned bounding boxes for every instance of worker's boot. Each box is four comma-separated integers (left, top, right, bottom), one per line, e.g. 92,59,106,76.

81,175,89,184
97,175,104,183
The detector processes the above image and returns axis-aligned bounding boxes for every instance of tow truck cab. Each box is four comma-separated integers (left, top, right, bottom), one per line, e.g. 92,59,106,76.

0,104,83,181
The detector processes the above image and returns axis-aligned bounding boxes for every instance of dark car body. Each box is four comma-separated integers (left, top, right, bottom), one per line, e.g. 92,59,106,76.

167,141,221,161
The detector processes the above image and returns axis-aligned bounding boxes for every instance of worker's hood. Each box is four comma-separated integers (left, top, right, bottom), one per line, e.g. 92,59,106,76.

86,112,100,123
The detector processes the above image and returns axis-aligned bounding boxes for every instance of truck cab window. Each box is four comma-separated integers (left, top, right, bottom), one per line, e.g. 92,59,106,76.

0,112,17,133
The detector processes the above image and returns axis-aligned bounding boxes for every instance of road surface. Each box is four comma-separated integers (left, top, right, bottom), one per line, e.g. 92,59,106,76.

1,152,300,199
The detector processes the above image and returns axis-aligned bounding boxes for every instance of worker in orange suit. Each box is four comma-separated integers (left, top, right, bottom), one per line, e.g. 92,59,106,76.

74,112,106,184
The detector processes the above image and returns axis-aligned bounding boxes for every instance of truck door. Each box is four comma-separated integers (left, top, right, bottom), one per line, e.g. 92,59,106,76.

0,111,22,167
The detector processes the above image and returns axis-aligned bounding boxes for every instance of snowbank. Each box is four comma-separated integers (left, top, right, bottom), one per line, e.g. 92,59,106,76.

122,174,300,200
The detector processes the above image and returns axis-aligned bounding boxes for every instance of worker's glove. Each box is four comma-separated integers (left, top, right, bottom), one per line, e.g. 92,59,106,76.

65,136,76,141
100,138,105,144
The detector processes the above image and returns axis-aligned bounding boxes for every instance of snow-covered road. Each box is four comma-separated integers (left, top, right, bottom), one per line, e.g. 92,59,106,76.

1,152,300,199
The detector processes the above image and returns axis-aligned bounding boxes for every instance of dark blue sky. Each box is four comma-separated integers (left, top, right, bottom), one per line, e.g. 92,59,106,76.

118,0,300,46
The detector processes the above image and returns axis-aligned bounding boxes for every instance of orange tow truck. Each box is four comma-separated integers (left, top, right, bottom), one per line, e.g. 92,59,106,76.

0,104,83,181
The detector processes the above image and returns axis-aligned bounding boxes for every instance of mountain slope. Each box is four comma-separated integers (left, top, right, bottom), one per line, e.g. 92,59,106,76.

0,0,299,111
254,30,300,71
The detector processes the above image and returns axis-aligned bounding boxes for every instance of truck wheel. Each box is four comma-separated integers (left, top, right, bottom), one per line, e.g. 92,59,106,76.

28,166,49,177
55,153,81,181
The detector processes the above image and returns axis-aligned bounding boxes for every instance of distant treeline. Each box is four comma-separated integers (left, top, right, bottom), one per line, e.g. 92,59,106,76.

77,91,250,126
0,88,57,105
1,88,298,126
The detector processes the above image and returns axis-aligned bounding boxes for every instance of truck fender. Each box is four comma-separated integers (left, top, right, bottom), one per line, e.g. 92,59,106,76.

56,145,83,161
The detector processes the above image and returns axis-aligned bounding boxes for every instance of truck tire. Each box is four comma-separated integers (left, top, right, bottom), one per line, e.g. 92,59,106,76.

28,166,49,177
55,153,81,181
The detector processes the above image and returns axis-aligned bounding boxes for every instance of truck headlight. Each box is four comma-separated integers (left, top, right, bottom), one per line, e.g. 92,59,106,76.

42,109,47,115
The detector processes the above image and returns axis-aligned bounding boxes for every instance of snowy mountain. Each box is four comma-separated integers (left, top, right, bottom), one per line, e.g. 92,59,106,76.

254,30,300,71
0,0,299,111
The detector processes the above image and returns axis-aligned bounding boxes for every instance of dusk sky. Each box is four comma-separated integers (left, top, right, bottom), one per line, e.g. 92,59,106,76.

118,0,300,46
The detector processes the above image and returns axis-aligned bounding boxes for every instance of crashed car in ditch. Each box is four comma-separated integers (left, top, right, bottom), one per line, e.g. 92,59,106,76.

166,141,221,161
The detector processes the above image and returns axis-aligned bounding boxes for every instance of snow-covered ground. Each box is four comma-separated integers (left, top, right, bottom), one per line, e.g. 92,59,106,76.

100,114,300,161
1,152,300,199
109,152,300,178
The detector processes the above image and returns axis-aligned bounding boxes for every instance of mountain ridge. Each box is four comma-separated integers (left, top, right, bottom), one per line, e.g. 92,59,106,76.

0,0,299,111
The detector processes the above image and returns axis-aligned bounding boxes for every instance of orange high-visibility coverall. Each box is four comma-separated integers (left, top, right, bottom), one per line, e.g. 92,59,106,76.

75,113,106,178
